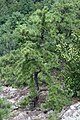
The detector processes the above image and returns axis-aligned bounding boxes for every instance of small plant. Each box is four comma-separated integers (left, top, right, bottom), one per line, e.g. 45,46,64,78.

0,98,11,120
19,96,29,108
42,84,71,112
49,111,59,120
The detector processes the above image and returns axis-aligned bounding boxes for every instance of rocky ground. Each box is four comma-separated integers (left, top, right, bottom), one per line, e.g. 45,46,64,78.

60,102,80,120
0,86,80,120
0,86,54,120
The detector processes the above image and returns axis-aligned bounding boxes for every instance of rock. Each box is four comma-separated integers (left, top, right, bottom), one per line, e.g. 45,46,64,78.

60,102,80,120
0,86,53,120
38,90,48,104
9,112,28,120
27,117,32,120
47,110,53,115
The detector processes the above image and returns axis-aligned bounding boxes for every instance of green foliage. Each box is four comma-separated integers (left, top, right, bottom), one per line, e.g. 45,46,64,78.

19,0,34,14
49,111,59,120
42,84,71,111
61,44,80,97
0,50,23,86
19,96,29,108
0,0,80,112
0,98,11,120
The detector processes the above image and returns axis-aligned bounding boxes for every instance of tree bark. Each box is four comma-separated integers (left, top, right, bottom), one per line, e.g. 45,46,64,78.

34,69,41,91
40,12,45,45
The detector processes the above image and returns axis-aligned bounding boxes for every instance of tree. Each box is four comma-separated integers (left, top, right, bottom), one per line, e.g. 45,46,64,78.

19,0,34,14
14,7,59,107
0,0,80,111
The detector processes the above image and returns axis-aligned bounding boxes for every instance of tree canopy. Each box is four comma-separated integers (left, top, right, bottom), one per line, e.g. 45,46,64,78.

0,0,80,114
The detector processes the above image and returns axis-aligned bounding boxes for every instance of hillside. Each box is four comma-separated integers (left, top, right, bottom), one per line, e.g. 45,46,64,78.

0,0,80,120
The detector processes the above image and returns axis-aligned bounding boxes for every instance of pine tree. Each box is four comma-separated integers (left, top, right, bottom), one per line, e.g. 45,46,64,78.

15,7,59,107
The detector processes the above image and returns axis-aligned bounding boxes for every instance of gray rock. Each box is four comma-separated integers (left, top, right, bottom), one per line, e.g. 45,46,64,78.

60,102,80,120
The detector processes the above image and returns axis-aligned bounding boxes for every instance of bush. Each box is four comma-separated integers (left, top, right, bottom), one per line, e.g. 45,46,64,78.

42,84,71,111
0,98,11,120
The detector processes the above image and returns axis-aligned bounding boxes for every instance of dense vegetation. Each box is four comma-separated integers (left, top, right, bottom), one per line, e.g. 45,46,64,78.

0,98,11,120
0,0,80,119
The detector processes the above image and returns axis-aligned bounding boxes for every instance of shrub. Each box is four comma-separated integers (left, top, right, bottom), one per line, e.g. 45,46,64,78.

42,84,71,111
0,98,11,120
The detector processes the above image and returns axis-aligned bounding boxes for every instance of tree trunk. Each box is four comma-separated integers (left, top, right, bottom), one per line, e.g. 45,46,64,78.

34,69,41,91
40,12,45,44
